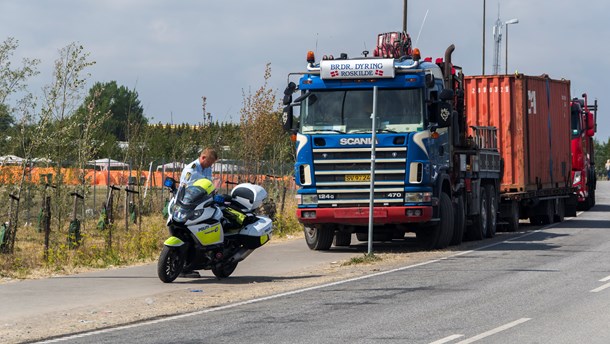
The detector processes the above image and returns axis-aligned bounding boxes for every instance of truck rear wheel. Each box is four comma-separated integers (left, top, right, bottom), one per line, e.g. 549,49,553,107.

505,200,519,232
485,184,497,238
450,194,465,246
304,225,334,250
417,192,453,250
466,186,488,240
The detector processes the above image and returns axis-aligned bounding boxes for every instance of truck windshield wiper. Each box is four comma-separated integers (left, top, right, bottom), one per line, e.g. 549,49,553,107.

377,128,398,133
304,129,346,134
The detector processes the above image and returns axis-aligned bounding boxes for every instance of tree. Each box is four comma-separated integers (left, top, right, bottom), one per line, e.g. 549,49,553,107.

0,37,40,254
38,42,95,234
238,63,293,180
82,81,147,143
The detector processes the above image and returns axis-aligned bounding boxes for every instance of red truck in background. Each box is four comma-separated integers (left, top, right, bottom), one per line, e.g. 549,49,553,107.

569,93,598,211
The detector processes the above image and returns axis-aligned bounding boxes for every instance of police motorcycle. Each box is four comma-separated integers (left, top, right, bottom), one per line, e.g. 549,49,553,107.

157,172,273,283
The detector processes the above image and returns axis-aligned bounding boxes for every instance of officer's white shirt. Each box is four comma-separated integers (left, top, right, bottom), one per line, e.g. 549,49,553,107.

180,158,213,184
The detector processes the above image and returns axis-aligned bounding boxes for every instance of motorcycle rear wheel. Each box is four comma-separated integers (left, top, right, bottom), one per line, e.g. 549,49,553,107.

157,246,184,283
212,261,238,279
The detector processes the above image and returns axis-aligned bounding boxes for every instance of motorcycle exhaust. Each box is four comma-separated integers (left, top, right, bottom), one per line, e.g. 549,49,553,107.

229,248,254,263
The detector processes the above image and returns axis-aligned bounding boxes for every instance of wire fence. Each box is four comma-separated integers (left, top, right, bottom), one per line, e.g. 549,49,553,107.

0,159,296,253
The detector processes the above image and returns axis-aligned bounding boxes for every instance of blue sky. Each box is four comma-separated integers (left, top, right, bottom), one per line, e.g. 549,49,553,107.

2,0,609,142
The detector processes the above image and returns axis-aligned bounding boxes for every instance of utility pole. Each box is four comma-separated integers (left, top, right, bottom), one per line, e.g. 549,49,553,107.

403,0,408,33
482,0,486,75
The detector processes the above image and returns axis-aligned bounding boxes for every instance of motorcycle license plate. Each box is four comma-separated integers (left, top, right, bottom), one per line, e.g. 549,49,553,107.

345,174,370,182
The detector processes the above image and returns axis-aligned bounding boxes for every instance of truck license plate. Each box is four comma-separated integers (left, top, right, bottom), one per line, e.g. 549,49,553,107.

345,174,370,182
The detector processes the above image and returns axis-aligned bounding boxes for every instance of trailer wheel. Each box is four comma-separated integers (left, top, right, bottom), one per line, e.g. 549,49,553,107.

304,225,334,250
467,186,488,240
505,200,519,232
333,231,352,247
485,184,497,238
530,200,553,225
553,199,565,223
417,192,453,249
450,194,465,246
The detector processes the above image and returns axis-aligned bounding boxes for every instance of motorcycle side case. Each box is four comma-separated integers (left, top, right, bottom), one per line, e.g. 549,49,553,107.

237,216,273,249
231,183,267,211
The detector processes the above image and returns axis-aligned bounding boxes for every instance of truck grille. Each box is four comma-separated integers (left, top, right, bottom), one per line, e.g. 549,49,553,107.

312,147,407,207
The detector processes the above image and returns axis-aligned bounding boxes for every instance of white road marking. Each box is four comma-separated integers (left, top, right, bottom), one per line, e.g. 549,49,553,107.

454,318,532,344
429,334,464,344
599,275,610,282
591,282,610,293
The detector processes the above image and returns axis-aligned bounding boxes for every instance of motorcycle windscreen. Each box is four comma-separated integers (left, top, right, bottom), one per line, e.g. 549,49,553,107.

192,223,224,246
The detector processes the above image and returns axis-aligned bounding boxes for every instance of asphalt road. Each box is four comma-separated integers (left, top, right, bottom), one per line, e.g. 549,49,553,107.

27,181,610,344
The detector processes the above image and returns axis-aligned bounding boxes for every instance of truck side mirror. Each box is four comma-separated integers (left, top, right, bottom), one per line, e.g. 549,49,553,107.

425,74,435,88
283,82,297,105
436,103,452,128
439,88,454,101
282,105,294,132
428,102,452,128
586,112,595,137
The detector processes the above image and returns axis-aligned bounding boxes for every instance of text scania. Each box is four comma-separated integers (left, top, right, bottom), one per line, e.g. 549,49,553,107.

340,138,376,145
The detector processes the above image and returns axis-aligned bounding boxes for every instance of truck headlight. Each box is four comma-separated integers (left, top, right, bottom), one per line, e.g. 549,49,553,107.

573,171,582,185
300,194,318,205
404,192,432,203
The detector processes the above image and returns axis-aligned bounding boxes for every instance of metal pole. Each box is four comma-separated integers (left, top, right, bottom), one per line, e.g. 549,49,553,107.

403,0,408,33
482,0,486,75
367,86,378,256
505,24,508,74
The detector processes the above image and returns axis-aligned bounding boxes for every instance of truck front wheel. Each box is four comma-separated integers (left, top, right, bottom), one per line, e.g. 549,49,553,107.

304,225,334,250
417,192,453,250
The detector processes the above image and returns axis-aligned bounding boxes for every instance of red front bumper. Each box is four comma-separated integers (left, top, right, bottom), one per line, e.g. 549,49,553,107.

297,206,433,225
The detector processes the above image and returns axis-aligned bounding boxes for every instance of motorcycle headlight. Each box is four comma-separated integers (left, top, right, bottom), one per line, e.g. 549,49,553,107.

173,209,188,222
190,209,204,220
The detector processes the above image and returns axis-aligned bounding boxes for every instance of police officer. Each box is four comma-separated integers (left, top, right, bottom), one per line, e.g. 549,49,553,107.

180,147,218,184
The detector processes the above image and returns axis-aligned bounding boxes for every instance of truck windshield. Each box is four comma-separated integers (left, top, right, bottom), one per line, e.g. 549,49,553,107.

299,88,424,134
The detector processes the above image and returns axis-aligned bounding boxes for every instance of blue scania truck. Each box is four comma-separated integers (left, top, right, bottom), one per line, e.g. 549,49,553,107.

282,33,501,250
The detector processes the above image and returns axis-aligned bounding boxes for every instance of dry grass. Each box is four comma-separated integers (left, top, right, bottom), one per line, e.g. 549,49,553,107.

0,193,301,281
0,214,167,280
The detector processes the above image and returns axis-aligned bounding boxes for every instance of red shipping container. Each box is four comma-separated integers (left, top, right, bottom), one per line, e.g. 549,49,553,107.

464,74,572,193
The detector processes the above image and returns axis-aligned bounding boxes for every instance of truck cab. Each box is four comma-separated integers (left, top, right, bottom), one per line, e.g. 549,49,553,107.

283,33,499,250
570,94,597,210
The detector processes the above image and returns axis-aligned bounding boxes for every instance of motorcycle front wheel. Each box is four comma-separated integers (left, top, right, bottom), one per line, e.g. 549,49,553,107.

212,261,238,279
157,246,184,283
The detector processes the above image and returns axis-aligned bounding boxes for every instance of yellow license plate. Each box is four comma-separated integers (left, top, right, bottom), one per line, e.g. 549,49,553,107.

345,174,371,182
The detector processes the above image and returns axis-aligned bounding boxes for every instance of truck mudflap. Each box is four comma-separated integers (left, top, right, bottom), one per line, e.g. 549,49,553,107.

297,206,433,225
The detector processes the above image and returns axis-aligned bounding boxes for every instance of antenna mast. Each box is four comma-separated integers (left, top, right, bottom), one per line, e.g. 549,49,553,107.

492,5,503,75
